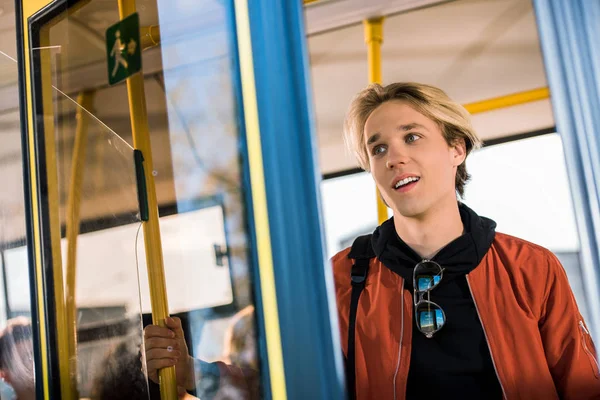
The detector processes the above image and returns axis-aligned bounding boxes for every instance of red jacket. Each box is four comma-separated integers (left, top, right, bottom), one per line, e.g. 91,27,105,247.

333,232,600,399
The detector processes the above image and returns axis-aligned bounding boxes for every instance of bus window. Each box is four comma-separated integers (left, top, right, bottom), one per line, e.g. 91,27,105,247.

463,133,589,324
321,173,379,258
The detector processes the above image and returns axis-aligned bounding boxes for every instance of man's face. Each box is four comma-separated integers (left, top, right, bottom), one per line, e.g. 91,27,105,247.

364,100,466,219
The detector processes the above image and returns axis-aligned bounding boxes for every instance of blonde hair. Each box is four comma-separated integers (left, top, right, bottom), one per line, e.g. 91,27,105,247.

343,82,482,197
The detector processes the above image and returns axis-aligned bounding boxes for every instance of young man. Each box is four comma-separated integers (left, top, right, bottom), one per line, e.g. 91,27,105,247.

144,82,600,399
335,82,600,399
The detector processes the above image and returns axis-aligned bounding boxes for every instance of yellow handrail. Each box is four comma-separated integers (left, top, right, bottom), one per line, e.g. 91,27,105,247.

65,91,94,400
64,90,95,400
140,25,161,50
463,87,550,115
116,1,177,399
364,17,389,224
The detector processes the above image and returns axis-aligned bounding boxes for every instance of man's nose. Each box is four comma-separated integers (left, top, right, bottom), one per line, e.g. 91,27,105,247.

385,145,409,169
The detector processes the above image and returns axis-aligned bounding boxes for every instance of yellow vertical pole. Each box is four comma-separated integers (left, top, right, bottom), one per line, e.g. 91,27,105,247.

364,17,383,85
38,28,75,400
364,17,388,224
116,1,177,399
94,136,106,190
64,90,95,400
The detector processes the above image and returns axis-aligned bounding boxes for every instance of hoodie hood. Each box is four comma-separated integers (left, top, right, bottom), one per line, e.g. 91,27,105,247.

372,203,496,290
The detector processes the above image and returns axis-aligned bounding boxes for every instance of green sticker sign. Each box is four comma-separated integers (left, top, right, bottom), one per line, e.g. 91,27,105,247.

106,13,141,85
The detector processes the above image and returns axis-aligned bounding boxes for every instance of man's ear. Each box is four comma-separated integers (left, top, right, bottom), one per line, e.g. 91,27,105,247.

452,138,467,166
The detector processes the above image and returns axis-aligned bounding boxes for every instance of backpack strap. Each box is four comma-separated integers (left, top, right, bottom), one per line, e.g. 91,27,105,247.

346,234,375,400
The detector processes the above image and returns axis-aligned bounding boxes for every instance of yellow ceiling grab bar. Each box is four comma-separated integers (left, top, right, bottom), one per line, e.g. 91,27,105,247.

463,87,550,115
140,25,160,50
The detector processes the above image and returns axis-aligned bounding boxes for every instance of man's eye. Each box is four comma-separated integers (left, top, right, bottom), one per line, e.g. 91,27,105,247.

406,133,420,143
372,145,386,156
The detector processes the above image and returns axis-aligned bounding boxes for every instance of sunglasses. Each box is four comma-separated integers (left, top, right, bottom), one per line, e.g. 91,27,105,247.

413,260,446,338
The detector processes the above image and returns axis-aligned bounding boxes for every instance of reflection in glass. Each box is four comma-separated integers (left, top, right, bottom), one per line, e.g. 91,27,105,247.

1,33,36,400
155,0,263,397
0,318,35,400
89,341,152,400
223,305,257,370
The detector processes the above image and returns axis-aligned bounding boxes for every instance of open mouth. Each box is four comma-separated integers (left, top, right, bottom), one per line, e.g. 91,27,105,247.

394,176,420,192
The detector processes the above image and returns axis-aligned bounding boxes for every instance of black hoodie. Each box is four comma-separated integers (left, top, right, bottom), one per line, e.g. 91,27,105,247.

372,204,503,400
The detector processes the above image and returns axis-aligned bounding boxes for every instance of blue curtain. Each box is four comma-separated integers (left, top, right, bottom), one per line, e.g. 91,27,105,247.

534,0,600,340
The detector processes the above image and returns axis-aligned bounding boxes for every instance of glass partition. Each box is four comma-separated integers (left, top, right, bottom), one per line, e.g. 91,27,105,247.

31,41,150,398
26,0,265,398
0,42,35,400
153,4,262,392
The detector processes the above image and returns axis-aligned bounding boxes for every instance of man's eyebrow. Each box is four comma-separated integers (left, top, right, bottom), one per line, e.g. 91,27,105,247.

366,133,380,146
398,123,427,131
366,123,426,145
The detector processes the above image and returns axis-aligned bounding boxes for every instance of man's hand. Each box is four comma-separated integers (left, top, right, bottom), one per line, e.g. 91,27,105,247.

144,317,195,390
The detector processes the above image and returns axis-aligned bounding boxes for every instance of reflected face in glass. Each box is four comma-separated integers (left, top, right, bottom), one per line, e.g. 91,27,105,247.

364,101,465,218
0,318,35,399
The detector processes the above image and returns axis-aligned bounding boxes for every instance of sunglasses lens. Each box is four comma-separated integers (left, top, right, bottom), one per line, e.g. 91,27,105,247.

414,261,443,292
415,301,445,338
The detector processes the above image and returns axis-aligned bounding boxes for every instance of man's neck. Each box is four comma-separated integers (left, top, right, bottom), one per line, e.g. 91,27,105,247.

393,197,464,260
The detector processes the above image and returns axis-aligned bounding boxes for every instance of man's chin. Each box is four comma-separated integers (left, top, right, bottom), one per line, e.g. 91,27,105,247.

392,202,427,219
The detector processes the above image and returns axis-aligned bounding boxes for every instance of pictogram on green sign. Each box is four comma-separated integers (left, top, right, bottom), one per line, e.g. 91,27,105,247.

106,13,141,85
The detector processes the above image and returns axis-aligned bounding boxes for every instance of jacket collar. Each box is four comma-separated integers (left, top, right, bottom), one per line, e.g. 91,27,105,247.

371,203,496,289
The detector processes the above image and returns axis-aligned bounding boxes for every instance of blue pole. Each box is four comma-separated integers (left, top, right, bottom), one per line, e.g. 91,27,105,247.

244,1,346,399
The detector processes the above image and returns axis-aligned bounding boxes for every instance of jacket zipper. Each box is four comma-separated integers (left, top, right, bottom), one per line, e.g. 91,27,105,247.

579,320,600,378
393,280,405,400
466,275,508,399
